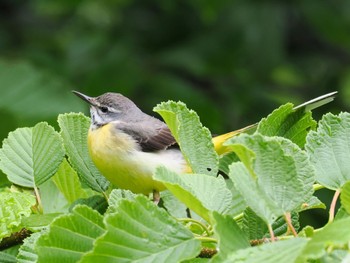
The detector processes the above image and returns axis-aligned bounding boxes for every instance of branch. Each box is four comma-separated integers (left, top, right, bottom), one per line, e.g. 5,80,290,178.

0,228,32,250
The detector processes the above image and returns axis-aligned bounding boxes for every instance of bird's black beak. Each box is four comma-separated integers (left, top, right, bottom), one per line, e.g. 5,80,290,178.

72,90,97,106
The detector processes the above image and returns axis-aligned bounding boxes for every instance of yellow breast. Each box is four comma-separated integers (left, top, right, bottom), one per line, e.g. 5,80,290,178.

87,123,185,194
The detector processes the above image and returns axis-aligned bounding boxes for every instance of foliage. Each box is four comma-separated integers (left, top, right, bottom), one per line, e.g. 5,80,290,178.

0,1,348,143
0,100,350,262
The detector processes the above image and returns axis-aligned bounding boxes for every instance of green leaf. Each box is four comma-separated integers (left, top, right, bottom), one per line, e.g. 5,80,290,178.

154,101,218,176
297,217,350,261
52,159,90,203
17,231,42,263
297,196,326,212
58,113,109,193
70,195,108,215
335,206,350,221
242,207,299,240
227,134,314,225
305,112,350,190
107,189,137,214
0,122,65,187
81,195,201,263
340,181,350,214
0,252,17,263
257,103,316,148
225,179,246,217
211,212,250,263
218,152,239,175
0,190,36,241
40,179,70,213
154,166,232,222
36,205,105,263
223,238,308,263
161,190,189,218
21,213,61,232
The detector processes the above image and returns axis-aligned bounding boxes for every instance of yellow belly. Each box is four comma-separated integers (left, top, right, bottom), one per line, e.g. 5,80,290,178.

88,123,185,194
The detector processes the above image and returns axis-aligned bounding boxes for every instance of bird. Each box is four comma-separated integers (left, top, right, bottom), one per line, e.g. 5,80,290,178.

73,90,337,200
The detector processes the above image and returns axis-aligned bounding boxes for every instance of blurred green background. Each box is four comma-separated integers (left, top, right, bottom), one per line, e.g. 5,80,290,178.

1,1,349,227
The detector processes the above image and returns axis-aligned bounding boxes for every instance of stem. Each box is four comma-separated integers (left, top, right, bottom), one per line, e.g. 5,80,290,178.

268,224,275,242
284,212,297,237
0,228,32,249
196,236,217,243
34,186,43,213
178,218,211,236
329,189,340,223
102,191,109,201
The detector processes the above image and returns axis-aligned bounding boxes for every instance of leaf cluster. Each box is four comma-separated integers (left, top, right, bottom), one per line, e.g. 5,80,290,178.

0,101,350,262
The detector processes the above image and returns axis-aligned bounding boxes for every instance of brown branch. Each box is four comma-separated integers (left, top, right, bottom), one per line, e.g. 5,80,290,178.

0,228,32,250
198,247,217,258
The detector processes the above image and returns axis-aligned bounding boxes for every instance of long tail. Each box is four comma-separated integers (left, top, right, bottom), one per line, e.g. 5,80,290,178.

212,91,337,155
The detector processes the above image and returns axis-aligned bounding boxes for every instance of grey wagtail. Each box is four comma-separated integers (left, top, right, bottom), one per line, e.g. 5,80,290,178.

73,91,337,199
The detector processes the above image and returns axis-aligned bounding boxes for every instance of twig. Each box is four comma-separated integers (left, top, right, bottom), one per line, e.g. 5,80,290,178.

0,228,32,250
268,224,275,242
34,186,43,213
178,218,212,236
329,189,340,223
284,212,298,237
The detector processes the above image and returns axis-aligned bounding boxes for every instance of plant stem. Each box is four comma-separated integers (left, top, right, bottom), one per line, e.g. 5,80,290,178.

196,236,217,243
102,191,109,201
34,186,43,213
284,212,297,237
268,224,275,242
0,228,32,249
328,189,340,223
178,218,211,236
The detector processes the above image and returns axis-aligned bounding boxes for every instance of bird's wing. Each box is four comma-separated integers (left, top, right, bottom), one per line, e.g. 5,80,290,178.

116,119,177,152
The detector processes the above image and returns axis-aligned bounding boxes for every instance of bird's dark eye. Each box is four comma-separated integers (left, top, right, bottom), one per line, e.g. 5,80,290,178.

100,106,108,113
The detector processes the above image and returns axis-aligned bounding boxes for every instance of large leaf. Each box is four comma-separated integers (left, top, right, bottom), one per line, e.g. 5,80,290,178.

242,207,300,240
154,101,218,176
40,179,70,213
0,252,17,263
21,213,61,232
227,134,314,225
211,212,250,263
35,205,105,263
340,181,350,214
225,178,246,217
107,189,136,214
81,195,201,263
0,190,36,241
58,113,109,193
0,122,65,187
17,232,42,263
297,217,350,261
305,112,350,190
154,166,232,222
52,159,90,203
161,190,189,219
70,195,108,215
223,238,308,263
257,103,316,148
